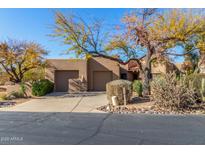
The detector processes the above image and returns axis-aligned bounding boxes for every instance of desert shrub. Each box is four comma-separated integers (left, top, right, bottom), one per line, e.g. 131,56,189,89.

5,91,24,100
32,79,54,96
151,73,197,111
185,73,205,97
9,91,24,99
133,80,143,96
106,80,132,105
8,83,28,99
0,92,7,100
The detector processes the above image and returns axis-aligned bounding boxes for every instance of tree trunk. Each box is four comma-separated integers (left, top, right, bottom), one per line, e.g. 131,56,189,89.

10,77,22,83
143,65,152,96
8,72,22,83
10,72,22,83
142,50,152,96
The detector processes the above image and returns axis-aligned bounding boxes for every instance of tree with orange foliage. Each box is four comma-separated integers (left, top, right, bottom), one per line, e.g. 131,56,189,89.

0,40,47,83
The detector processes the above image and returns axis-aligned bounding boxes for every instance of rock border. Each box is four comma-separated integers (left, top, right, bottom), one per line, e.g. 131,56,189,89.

0,101,16,108
97,105,205,115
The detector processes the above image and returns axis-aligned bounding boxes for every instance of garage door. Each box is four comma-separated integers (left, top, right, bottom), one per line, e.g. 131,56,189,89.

93,71,112,91
55,70,79,92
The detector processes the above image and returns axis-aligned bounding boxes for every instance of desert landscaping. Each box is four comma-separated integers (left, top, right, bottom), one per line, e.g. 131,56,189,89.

1,8,205,145
1,9,205,117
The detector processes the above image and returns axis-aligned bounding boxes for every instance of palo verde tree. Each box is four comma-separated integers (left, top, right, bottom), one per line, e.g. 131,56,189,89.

52,12,132,63
53,9,205,95
52,12,108,59
0,40,47,83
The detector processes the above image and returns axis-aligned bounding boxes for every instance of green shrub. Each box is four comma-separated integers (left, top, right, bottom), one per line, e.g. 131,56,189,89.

106,80,132,105
32,79,54,96
133,80,143,96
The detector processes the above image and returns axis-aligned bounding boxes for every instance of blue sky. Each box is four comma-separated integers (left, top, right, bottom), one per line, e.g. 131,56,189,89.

0,8,130,59
0,8,184,62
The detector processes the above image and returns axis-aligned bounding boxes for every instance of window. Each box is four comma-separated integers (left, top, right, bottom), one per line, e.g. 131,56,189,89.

120,73,127,79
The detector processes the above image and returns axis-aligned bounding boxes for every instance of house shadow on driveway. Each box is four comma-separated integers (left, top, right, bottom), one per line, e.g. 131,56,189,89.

31,92,106,100
46,91,105,98
0,111,205,145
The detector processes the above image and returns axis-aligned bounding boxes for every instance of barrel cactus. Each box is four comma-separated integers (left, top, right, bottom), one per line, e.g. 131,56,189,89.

106,80,132,105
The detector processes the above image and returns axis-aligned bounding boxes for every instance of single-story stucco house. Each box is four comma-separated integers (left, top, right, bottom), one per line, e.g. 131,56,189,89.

46,56,179,92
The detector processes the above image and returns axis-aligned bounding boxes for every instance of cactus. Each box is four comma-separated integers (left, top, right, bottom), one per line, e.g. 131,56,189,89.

201,78,205,102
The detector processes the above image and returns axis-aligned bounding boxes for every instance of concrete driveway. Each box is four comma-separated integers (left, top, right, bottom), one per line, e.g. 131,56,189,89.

0,92,107,113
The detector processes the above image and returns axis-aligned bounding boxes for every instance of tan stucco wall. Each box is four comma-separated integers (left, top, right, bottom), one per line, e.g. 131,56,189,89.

119,61,167,81
87,57,120,91
151,63,167,74
46,59,87,81
45,59,88,91
119,59,168,81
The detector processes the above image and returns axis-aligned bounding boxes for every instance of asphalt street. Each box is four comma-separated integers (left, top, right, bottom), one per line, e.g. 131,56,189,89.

0,111,205,145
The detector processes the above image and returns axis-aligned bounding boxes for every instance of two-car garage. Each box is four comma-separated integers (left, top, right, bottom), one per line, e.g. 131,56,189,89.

46,57,120,92
54,70,112,92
